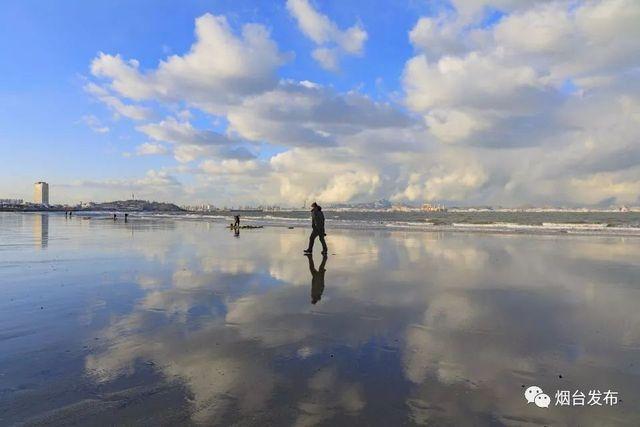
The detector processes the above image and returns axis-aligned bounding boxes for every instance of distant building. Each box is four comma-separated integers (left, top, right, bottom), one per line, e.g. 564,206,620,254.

0,198,24,207
421,203,447,212
34,181,49,205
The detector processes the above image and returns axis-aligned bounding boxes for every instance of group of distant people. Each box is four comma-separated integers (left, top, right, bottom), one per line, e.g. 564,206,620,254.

64,211,130,222
112,213,129,222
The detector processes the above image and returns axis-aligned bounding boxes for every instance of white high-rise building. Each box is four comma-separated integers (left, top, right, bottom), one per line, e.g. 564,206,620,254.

34,181,49,205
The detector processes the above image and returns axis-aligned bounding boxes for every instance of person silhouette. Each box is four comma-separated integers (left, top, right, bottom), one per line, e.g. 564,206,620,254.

304,202,328,255
306,253,328,304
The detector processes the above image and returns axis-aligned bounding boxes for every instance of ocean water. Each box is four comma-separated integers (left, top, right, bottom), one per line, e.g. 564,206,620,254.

137,209,640,236
1,212,639,425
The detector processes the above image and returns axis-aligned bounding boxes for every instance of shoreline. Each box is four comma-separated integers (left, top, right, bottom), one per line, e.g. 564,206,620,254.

20,210,640,238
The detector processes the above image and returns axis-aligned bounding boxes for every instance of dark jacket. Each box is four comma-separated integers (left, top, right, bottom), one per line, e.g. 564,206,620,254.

311,206,325,232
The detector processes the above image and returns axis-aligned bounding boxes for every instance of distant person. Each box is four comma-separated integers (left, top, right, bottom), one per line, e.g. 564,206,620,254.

234,215,240,228
113,213,117,221
304,202,328,255
306,253,328,304
124,213,129,222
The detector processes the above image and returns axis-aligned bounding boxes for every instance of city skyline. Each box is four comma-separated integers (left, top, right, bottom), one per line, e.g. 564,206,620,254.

1,0,639,207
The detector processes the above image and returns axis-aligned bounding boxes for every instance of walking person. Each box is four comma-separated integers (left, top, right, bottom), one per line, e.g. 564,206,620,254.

304,202,328,255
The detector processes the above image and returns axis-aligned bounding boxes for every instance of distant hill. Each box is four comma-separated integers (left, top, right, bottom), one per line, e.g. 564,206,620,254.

82,200,184,212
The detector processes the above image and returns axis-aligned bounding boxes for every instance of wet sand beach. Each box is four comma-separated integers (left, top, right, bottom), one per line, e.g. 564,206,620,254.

1,212,639,426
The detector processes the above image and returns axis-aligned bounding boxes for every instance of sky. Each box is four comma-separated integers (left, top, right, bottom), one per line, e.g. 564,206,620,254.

0,0,638,207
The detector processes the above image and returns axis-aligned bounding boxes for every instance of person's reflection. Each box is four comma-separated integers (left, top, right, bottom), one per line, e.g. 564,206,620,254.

234,227,240,238
306,254,327,304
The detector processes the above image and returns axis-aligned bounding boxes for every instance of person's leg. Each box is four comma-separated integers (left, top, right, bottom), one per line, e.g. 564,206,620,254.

306,252,316,272
307,230,318,251
319,233,328,253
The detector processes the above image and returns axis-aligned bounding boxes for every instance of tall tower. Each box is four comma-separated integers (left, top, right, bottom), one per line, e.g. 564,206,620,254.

34,181,49,205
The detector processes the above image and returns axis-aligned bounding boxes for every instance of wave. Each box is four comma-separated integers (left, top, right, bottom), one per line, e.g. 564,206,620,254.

452,222,611,230
449,222,640,235
74,211,640,236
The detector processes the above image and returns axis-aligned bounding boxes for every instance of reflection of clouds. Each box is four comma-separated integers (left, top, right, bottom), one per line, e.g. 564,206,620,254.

295,367,365,427
201,255,258,274
329,233,380,263
82,222,640,425
86,322,276,424
423,293,481,330
225,292,314,346
564,237,640,265
398,235,640,425
394,232,489,270
136,275,162,289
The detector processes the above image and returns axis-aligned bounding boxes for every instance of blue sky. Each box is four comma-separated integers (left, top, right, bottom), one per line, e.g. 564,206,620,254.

0,0,418,201
1,0,639,207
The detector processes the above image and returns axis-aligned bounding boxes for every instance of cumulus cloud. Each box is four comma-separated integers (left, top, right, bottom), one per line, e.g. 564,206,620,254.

268,147,382,204
391,149,489,202
90,13,288,114
137,117,255,163
398,0,640,205
200,159,264,175
138,117,232,147
286,0,367,70
134,142,168,156
80,4,640,207
228,80,412,147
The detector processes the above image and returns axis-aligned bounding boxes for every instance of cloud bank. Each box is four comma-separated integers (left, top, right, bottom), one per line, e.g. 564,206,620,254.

85,1,640,207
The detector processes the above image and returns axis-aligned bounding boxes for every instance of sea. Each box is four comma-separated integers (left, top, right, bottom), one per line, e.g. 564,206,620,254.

124,210,640,236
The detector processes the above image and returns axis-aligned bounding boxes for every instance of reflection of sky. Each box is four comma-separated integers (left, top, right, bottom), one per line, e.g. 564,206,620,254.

1,213,640,425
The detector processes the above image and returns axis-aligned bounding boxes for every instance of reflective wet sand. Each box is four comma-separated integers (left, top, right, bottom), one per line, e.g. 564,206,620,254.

1,213,639,425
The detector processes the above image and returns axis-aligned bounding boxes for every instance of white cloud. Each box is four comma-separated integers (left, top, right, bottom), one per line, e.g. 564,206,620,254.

404,52,541,112
311,47,340,72
424,109,490,144
286,0,367,70
496,0,640,83
227,80,411,147
200,159,263,175
392,150,488,202
409,16,468,59
90,13,287,114
138,117,231,147
137,117,255,163
75,5,640,207
85,83,153,121
135,142,168,156
81,114,109,133
268,147,381,205
450,0,556,22
396,0,640,207
60,170,183,203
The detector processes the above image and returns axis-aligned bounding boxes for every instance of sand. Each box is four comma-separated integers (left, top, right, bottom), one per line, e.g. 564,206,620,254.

1,212,639,425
